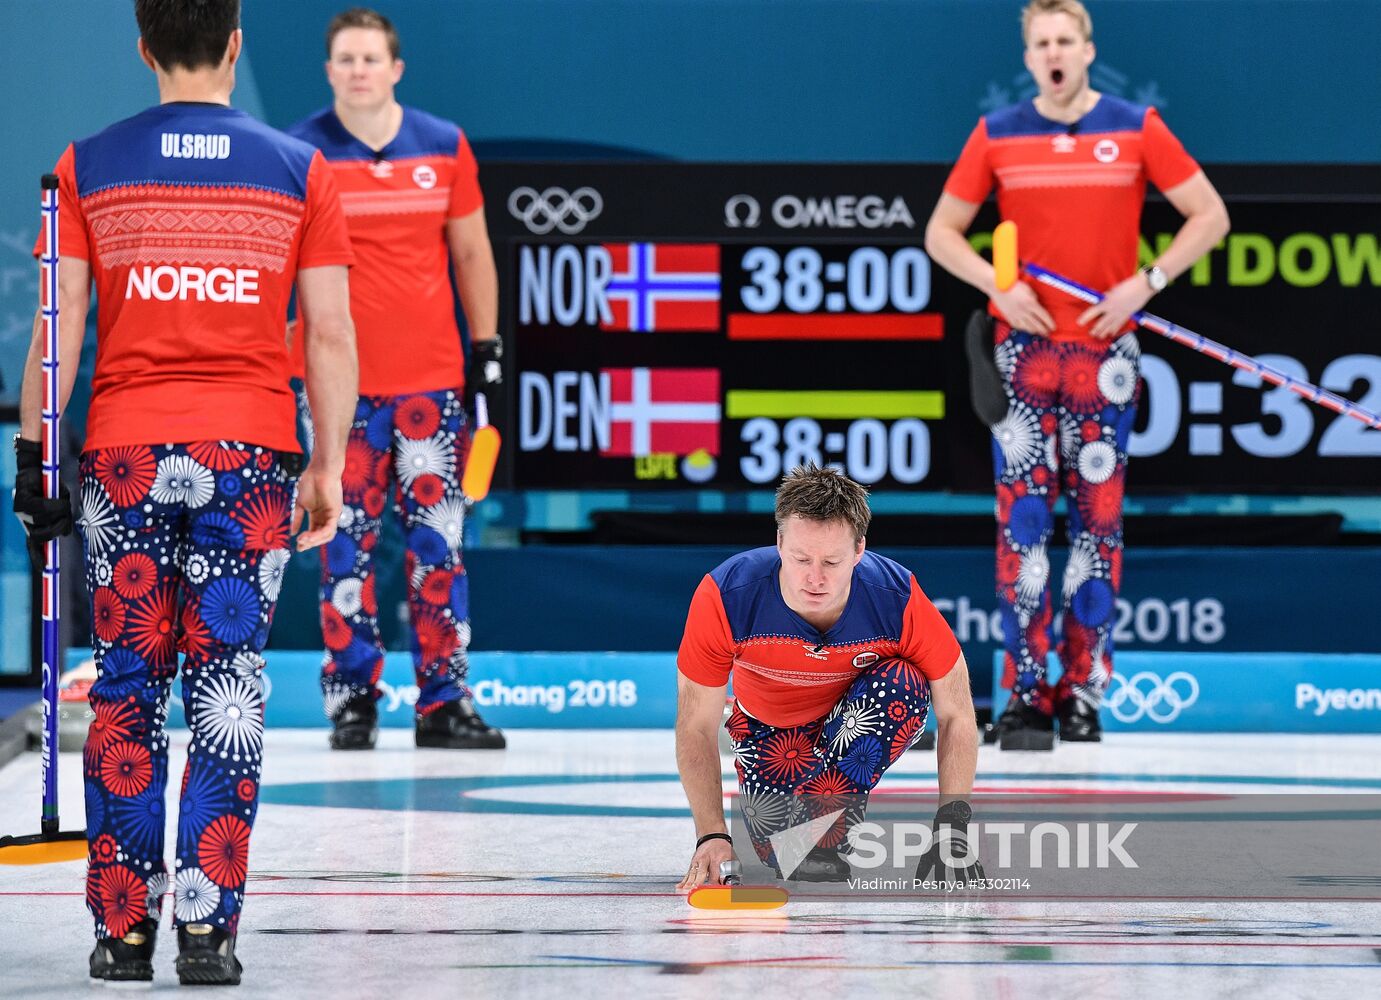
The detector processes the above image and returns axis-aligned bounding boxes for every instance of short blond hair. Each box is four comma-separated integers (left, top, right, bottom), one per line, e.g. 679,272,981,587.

775,466,871,544
327,7,400,60
1022,0,1092,43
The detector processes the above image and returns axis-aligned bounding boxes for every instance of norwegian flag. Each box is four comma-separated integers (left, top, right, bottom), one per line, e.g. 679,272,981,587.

601,367,721,457
601,243,721,332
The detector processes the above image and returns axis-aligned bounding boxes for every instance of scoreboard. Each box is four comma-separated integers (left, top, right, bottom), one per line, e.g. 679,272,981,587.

481,164,1381,493
514,239,949,489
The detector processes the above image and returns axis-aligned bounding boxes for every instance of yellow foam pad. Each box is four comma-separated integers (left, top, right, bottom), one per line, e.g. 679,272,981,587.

686,886,789,909
993,220,1019,291
0,838,88,865
462,425,502,502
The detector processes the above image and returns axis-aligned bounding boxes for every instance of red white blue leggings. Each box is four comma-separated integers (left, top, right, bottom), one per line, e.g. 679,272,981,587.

77,441,294,939
726,657,932,868
317,388,472,717
991,323,1141,713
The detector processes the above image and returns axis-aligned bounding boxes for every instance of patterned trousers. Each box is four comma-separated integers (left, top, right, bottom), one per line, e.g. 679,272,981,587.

77,441,295,939
318,388,472,717
990,323,1141,713
727,657,932,869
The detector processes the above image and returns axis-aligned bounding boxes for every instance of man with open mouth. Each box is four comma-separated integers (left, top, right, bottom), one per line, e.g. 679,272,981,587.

923,1,1230,750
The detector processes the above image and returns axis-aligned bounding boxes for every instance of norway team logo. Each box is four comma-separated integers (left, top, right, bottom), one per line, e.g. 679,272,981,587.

412,164,437,189
852,652,880,670
1093,139,1121,163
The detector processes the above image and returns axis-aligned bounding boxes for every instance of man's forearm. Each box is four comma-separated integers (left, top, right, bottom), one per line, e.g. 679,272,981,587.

936,714,977,804
1152,207,1231,283
303,322,358,470
20,276,89,440
676,726,728,836
18,310,44,439
926,224,998,298
453,252,498,344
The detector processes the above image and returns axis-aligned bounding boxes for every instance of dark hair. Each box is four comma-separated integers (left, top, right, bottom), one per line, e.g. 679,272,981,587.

326,7,401,60
134,0,240,72
774,465,871,544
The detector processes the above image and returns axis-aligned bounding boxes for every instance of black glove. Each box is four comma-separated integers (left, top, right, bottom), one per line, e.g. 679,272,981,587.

916,799,986,887
12,436,75,543
964,310,1010,427
464,335,504,417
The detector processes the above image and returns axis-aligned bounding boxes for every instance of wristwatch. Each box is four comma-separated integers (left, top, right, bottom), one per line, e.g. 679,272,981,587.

1142,264,1168,293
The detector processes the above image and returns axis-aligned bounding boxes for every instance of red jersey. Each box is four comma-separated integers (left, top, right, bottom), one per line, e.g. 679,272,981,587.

944,96,1200,341
678,547,960,728
288,106,485,395
38,102,353,452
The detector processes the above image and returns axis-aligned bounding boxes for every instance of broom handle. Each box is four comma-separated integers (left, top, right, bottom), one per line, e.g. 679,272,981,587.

1022,261,1381,430
39,174,61,835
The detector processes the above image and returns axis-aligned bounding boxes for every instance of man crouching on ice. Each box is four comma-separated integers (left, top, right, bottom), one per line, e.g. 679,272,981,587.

675,466,982,886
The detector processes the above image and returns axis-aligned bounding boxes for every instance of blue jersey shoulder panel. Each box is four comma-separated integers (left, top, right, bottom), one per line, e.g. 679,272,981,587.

1081,94,1150,133
710,548,793,642
391,106,461,159
287,105,459,163
709,547,913,646
830,550,912,645
286,107,357,159
984,94,1149,140
73,103,317,200
984,101,1057,139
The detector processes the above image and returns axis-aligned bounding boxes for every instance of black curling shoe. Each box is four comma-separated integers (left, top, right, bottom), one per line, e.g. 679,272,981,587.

984,697,1056,751
329,694,379,751
175,922,242,986
1058,697,1103,742
782,846,853,882
89,917,157,983
415,697,506,749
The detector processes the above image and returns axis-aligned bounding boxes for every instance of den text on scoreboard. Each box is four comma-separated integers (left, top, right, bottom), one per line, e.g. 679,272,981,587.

512,240,951,489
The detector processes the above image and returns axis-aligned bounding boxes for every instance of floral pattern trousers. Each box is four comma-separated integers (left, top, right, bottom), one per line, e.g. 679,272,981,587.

989,323,1141,714
727,657,932,869
77,441,294,938
317,389,473,717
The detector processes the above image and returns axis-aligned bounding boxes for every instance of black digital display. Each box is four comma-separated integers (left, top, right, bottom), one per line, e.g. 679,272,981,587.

482,164,1381,492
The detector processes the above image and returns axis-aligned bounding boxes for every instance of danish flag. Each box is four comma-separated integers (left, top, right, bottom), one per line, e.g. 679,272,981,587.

600,367,721,457
601,243,721,332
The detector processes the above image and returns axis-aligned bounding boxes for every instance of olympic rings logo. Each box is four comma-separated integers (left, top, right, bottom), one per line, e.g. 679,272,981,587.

1105,670,1199,724
507,186,603,235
